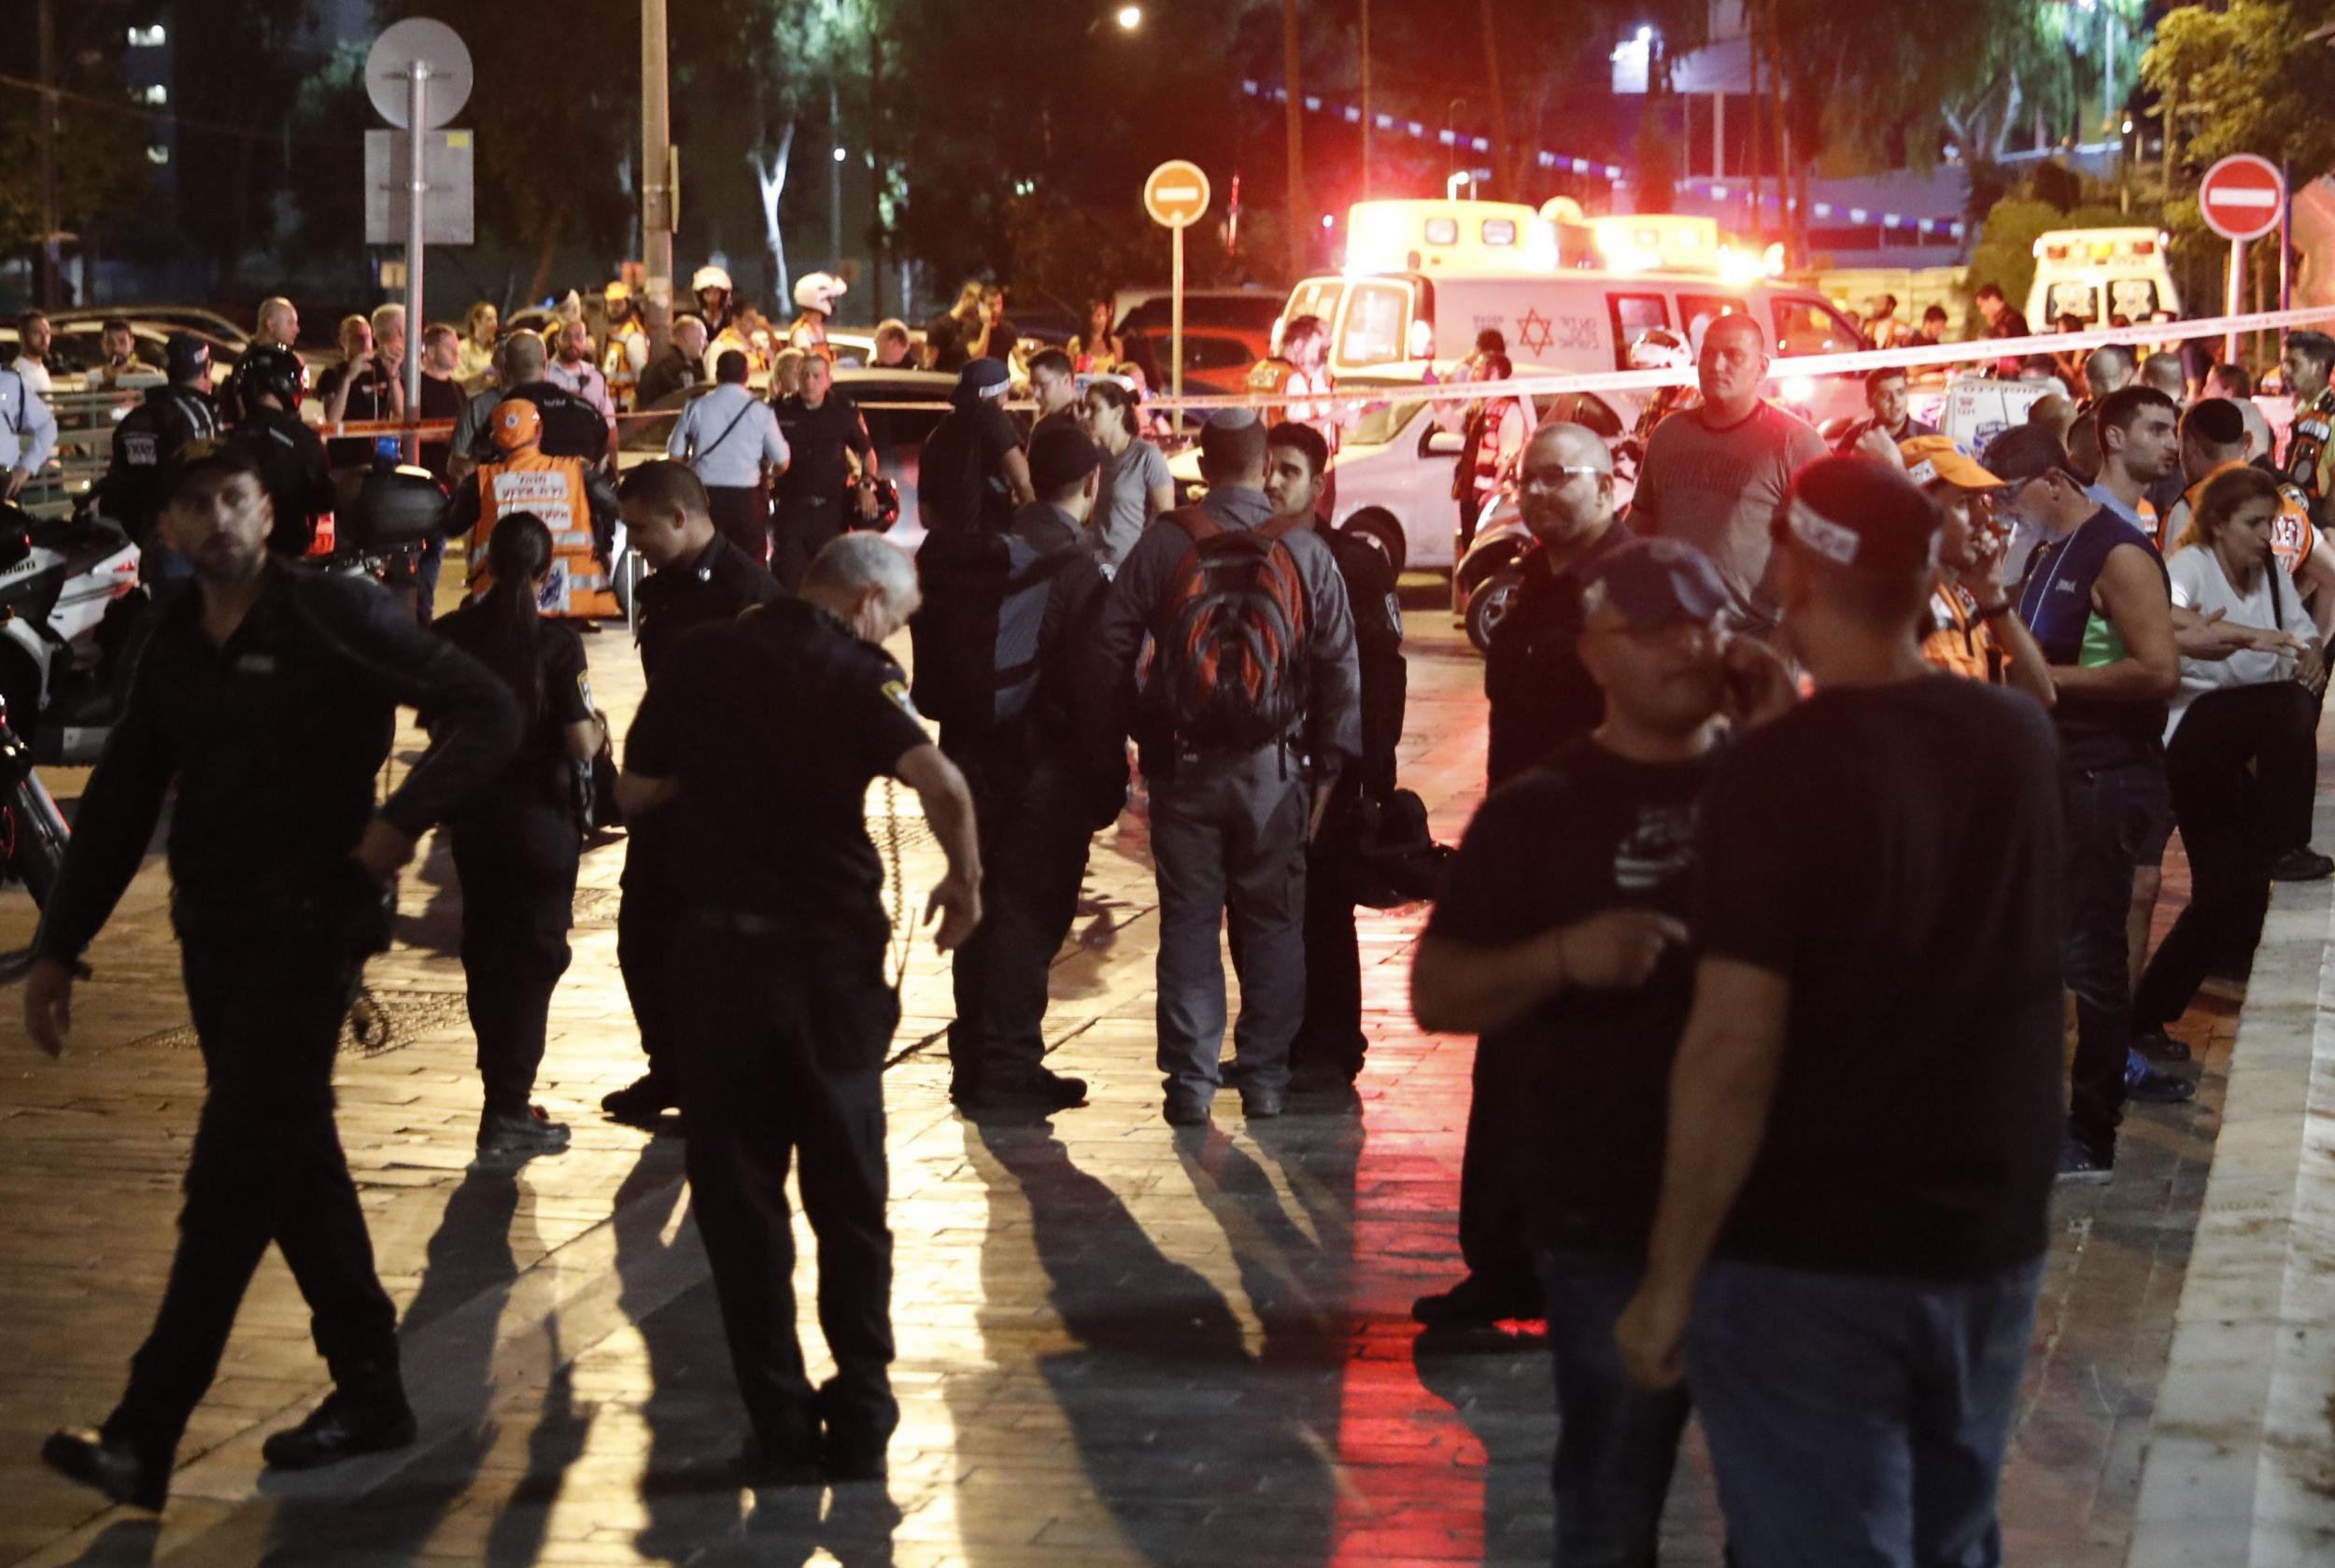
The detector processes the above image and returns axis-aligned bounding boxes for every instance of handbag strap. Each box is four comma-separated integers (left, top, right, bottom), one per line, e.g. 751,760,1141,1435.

688,394,757,466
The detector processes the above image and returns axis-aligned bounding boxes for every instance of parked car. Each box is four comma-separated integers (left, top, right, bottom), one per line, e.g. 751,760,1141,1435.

0,320,241,391
50,304,250,347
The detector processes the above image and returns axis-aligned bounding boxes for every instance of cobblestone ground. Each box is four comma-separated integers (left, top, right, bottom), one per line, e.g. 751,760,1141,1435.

0,586,2235,1567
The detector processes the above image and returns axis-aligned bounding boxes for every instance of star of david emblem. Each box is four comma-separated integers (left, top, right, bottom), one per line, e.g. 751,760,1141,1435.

1514,308,1553,358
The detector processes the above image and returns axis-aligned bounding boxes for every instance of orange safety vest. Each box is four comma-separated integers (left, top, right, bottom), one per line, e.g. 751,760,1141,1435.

469,450,619,619
1920,581,2000,684
601,320,645,405
1246,357,1295,428
2161,459,2318,574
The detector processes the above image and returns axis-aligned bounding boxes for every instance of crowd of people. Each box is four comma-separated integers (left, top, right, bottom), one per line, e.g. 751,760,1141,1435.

11,261,2335,1568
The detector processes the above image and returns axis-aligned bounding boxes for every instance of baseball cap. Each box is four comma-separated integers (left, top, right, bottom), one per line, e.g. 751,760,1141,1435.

1198,406,1267,475
1898,434,2002,491
159,438,264,508
1981,423,2072,487
165,333,211,381
952,357,1011,408
1028,425,1104,497
1579,538,1729,629
1773,456,1942,575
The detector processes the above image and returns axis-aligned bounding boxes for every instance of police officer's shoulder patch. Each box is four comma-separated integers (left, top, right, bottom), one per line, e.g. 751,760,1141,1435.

577,671,594,712
882,678,922,722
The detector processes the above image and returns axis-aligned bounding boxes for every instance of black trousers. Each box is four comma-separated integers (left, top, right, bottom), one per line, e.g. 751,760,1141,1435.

1291,782,1367,1080
946,743,1094,1093
771,494,846,593
616,853,683,1099
1456,1035,1541,1300
672,930,897,1456
107,909,400,1452
452,802,579,1116
705,485,771,566
2136,681,2317,1030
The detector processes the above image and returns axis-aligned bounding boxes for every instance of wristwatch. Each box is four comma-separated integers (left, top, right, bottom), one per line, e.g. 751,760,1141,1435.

1974,600,2013,620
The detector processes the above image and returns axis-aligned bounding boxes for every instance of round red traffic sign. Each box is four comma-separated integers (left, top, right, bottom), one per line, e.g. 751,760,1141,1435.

1143,161,1210,229
2199,154,2285,243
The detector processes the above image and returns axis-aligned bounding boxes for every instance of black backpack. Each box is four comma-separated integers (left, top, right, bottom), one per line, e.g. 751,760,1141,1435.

1149,510,1310,751
910,528,1079,734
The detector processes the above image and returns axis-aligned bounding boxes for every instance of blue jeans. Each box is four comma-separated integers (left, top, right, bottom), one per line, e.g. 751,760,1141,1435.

1688,1256,2044,1568
2061,756,2171,1161
1539,1252,1691,1568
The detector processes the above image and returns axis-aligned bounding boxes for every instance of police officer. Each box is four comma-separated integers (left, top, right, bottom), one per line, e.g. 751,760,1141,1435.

1262,421,1406,1090
432,512,609,1158
97,335,221,567
225,344,335,558
616,531,981,1483
771,353,878,590
446,332,609,484
25,443,519,1511
927,425,1122,1112
599,460,783,1127
1,337,57,503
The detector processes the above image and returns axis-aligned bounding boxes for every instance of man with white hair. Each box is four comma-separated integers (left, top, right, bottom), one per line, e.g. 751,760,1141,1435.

616,528,979,1487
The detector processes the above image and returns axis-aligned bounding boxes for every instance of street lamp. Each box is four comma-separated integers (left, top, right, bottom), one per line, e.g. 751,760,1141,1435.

1447,169,1473,200
1114,4,1142,28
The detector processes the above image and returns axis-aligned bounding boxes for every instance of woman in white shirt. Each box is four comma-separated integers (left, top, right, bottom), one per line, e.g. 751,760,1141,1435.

2136,465,2328,1046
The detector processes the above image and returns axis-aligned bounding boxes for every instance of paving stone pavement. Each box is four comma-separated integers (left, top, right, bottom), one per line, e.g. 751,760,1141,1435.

0,585,2247,1566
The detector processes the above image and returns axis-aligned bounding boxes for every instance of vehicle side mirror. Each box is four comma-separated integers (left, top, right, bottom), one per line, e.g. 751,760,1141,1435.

1425,430,1465,458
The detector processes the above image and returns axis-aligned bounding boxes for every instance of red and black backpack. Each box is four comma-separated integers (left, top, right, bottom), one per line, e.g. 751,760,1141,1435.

1151,509,1310,751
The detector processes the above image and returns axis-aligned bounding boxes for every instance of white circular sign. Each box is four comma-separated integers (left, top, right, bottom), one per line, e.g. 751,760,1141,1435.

367,19,474,130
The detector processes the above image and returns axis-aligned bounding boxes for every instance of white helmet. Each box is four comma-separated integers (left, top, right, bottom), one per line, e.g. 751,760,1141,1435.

794,272,846,314
691,264,733,295
1626,327,1691,371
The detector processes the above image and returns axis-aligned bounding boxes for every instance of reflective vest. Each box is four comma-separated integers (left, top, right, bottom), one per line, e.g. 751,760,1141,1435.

470,449,618,619
601,319,646,405
2162,459,2318,575
1920,581,1999,684
2288,388,2335,520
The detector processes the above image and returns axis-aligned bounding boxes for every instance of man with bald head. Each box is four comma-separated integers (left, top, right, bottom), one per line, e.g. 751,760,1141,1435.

1630,313,1828,636
254,298,300,351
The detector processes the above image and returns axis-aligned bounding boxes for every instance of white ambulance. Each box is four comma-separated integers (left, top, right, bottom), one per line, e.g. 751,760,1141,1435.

2025,228,2183,327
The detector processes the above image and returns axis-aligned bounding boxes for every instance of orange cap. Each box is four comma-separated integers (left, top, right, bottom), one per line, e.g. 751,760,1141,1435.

492,398,542,453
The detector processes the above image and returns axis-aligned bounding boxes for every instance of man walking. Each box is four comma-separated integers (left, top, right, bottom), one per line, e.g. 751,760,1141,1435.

1617,459,2066,1566
24,445,518,1509
1091,409,1360,1123
668,349,790,566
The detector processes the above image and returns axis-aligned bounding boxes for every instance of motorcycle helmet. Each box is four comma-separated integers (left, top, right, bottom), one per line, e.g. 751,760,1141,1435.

691,264,733,295
234,345,306,418
491,398,544,454
857,476,901,533
794,272,846,315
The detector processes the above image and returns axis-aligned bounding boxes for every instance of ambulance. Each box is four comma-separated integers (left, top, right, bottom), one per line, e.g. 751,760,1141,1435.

2025,228,2183,327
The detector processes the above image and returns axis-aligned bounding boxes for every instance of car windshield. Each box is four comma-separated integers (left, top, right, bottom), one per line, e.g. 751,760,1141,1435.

1344,395,1423,446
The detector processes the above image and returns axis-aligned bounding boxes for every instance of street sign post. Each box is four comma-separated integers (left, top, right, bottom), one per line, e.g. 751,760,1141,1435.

1144,160,1211,405
366,19,473,459
2200,154,2285,361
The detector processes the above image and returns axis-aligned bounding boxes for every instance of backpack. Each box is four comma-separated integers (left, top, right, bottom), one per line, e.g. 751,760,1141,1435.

1152,510,1310,751
1246,357,1296,429
909,526,1079,733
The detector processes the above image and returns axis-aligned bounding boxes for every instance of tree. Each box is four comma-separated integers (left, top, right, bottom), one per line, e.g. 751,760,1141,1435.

0,0,152,292
2143,0,2335,180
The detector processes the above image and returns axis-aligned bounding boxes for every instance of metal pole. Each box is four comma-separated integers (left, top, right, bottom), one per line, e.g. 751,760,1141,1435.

1359,0,1372,199
1714,90,1724,185
2225,238,2243,362
1282,0,1306,279
829,79,844,270
2280,162,2294,314
405,63,428,464
35,0,58,308
642,0,674,360
1171,220,1185,406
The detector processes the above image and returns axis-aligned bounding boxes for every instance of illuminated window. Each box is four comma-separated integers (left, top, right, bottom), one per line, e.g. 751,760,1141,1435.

146,145,170,165
1480,219,1517,247
135,85,167,106
1423,218,1458,247
128,24,167,46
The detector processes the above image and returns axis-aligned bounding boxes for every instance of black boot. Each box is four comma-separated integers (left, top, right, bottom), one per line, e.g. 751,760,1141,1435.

260,1386,417,1471
41,1428,171,1511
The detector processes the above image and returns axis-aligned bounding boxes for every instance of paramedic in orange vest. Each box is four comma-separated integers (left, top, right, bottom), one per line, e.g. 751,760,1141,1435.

445,398,621,620
1893,434,2058,706
2162,397,2335,630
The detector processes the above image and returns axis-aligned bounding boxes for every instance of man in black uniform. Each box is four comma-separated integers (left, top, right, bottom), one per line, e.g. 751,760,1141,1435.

771,353,878,589
447,332,610,482
225,344,335,558
97,334,221,572
918,359,1033,534
1263,422,1407,1090
23,444,520,1511
616,530,982,1483
925,424,1121,1112
1419,420,1634,1332
600,460,784,1127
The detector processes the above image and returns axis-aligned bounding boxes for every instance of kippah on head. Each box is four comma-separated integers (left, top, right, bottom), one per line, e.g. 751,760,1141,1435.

1778,457,1941,576
1029,425,1105,498
1199,406,1267,475
2183,396,2246,449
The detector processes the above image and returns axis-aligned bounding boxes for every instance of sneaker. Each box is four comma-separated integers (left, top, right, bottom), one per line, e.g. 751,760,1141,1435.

2268,847,2335,883
962,1070,1089,1113
600,1074,677,1127
1411,1273,1543,1328
478,1106,573,1158
2131,1027,2192,1065
2056,1137,2114,1183
260,1388,417,1471
2125,1051,2198,1105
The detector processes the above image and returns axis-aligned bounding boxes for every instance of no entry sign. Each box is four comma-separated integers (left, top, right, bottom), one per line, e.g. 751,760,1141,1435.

2200,154,2285,243
1143,161,1211,229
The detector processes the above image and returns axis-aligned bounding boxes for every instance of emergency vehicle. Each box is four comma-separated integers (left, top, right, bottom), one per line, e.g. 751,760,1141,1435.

2025,228,2183,327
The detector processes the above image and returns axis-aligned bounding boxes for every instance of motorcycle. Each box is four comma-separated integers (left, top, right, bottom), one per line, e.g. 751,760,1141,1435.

0,497,145,767
0,691,70,906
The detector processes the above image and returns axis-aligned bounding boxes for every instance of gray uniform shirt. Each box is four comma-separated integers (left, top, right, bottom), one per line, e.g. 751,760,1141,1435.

668,384,791,490
1091,482,1362,772
2,364,57,477
1632,400,1828,631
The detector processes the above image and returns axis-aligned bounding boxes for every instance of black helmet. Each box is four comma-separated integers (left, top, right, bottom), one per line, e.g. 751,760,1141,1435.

234,345,305,418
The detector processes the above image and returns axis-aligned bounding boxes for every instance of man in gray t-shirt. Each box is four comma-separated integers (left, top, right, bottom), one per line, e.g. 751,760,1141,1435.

1630,314,1828,632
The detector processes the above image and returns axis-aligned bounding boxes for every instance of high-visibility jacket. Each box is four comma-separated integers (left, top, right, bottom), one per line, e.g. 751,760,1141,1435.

1920,581,2001,684
601,320,647,407
469,449,619,619
2161,459,2318,575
